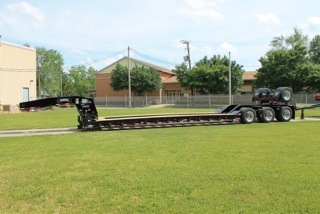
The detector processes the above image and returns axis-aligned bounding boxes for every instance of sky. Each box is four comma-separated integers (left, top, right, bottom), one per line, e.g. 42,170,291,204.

1,0,320,72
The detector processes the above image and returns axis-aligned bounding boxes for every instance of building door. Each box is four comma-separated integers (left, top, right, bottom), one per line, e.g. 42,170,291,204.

22,87,29,102
165,90,181,103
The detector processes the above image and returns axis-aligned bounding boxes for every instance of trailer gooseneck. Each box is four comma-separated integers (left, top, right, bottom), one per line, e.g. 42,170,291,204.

19,87,300,131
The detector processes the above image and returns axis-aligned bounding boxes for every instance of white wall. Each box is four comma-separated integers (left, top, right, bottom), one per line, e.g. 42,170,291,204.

0,41,36,106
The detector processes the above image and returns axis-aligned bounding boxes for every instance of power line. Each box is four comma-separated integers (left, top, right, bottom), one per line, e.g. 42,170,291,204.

64,48,127,69
130,48,178,67
62,47,261,72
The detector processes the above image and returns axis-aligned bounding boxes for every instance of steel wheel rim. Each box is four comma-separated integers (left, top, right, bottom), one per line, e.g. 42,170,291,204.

264,110,273,121
245,111,255,123
282,89,292,101
282,109,291,120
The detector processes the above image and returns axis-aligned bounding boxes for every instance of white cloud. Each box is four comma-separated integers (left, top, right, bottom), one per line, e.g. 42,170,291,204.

102,54,124,66
217,43,237,56
7,1,44,22
306,16,320,25
184,0,223,9
202,45,215,57
176,0,225,21
172,40,186,49
299,16,320,36
256,13,281,25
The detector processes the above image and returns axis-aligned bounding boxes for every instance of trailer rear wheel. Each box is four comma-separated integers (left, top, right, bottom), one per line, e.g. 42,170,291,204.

275,106,292,122
260,107,275,123
240,108,256,124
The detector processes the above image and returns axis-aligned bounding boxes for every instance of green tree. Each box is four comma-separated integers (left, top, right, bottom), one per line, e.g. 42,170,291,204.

36,47,64,97
171,63,190,90
110,64,162,96
307,64,320,91
309,35,320,64
255,28,316,92
173,55,244,94
307,34,320,91
270,27,308,50
110,64,129,92
64,65,96,97
188,65,227,94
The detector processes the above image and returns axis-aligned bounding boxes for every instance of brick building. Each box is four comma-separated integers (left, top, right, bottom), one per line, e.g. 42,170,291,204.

241,71,258,94
95,57,258,103
95,57,188,103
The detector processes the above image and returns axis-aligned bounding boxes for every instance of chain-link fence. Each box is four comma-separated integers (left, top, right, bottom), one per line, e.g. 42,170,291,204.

94,93,319,109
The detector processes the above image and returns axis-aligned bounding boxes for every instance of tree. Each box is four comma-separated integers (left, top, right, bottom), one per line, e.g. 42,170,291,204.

110,63,162,96
171,63,190,90
255,46,312,92
36,47,64,97
188,64,227,94
173,55,244,94
64,65,96,97
307,64,320,91
255,28,317,92
270,27,308,50
309,35,320,64
307,34,320,91
109,64,129,92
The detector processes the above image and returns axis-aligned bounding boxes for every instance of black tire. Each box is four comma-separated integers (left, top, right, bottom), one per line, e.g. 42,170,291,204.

275,106,293,122
240,108,256,124
277,87,293,102
259,107,275,123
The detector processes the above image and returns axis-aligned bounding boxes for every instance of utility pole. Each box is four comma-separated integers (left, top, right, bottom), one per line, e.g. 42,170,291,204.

181,40,194,104
180,40,191,69
128,46,132,108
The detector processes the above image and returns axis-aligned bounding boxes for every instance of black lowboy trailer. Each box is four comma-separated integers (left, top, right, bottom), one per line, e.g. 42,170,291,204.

19,87,297,131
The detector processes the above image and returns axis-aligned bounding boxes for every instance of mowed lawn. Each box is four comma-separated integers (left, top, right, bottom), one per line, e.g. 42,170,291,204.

1,107,320,213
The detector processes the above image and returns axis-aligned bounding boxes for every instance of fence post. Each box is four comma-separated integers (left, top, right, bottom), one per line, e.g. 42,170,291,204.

305,92,308,104
187,96,189,108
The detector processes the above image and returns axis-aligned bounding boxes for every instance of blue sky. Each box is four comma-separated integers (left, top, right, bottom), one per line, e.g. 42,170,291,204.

1,0,320,71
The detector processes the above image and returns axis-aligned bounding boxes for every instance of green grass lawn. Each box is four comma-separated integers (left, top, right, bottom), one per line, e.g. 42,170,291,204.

0,107,213,130
0,107,320,213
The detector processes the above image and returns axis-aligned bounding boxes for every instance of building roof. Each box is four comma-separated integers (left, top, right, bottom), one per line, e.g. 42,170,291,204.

162,75,178,83
242,71,257,80
97,56,174,75
1,41,36,51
